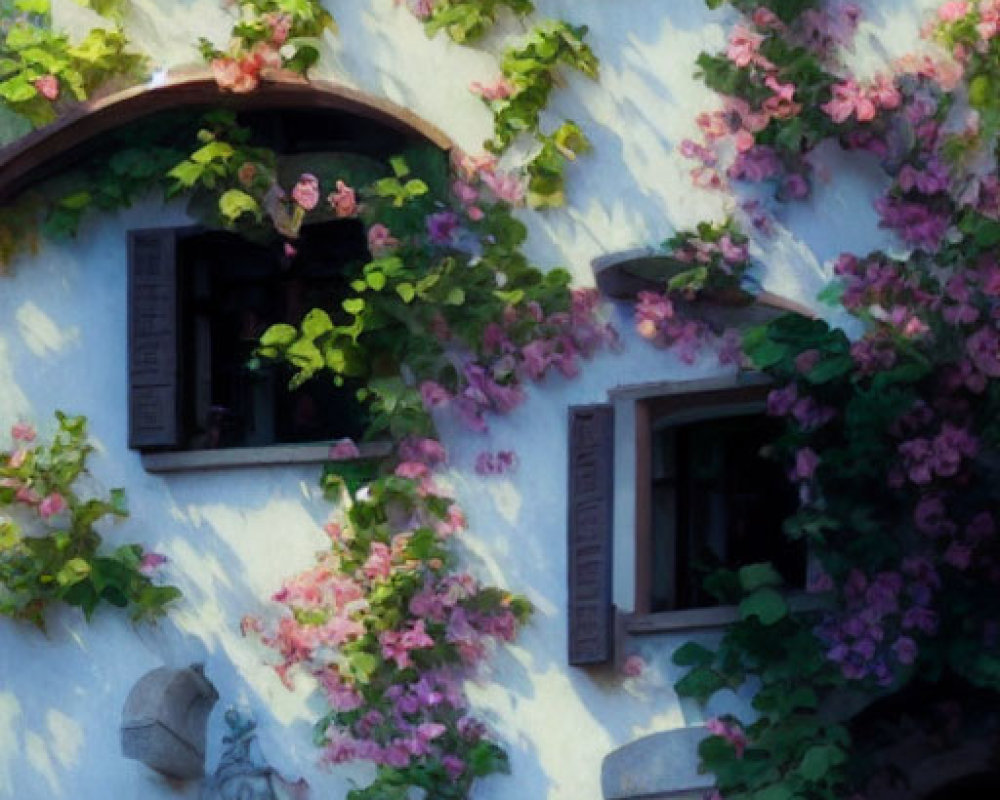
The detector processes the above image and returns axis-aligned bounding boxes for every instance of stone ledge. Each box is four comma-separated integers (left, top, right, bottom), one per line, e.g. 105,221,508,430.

602,727,713,800
141,441,392,473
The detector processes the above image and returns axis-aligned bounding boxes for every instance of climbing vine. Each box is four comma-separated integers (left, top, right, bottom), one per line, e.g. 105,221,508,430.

0,0,145,127
654,2,1000,798
0,412,179,627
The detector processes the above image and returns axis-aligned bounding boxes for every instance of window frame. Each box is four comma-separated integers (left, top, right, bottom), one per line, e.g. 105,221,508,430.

127,223,383,473
608,374,819,634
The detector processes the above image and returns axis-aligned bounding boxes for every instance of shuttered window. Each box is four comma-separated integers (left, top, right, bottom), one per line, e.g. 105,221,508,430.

128,229,180,450
567,404,615,666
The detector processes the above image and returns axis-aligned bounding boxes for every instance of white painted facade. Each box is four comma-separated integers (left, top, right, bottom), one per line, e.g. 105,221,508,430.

0,1,938,797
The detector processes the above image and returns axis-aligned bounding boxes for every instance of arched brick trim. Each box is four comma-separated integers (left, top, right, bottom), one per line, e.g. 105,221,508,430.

0,67,453,203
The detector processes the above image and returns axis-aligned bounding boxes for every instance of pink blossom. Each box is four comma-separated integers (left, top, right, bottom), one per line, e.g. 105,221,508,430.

329,439,361,460
726,26,766,68
442,755,466,779
420,380,451,409
39,492,66,519
291,173,320,211
363,542,393,581
283,241,297,259
263,11,292,45
8,448,27,469
470,76,516,101
481,169,525,205
33,75,59,101
622,654,644,677
140,552,168,575
822,79,876,124
937,1,970,21
705,717,747,758
367,224,399,254
328,181,357,217
11,422,35,442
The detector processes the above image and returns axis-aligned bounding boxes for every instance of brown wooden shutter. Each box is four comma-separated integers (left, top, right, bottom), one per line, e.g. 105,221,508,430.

567,404,615,666
128,229,180,449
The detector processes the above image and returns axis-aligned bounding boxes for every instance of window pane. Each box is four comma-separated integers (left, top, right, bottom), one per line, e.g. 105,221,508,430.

177,221,370,449
650,412,802,612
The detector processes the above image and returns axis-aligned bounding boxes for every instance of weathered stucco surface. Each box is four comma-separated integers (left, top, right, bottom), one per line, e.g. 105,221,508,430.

0,1,939,797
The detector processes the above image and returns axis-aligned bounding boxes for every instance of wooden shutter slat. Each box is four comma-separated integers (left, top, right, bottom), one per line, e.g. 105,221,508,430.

568,404,615,666
128,229,180,449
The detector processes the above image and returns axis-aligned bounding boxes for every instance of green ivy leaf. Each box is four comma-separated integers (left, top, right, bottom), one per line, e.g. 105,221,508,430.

672,642,715,668
739,588,788,626
675,666,727,703
396,283,415,303
260,323,298,348
797,744,846,782
56,557,91,587
301,309,334,340
343,298,365,314
218,189,260,223
738,563,784,593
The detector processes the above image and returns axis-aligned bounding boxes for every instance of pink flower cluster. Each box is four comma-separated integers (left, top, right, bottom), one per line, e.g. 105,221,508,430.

419,289,614,432
251,458,527,787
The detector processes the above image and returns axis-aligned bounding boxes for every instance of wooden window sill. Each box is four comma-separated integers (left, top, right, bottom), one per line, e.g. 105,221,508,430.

140,441,392,473
624,591,831,635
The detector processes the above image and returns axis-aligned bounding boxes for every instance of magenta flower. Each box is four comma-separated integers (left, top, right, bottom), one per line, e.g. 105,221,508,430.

419,380,451,409
291,173,320,211
481,169,525,205
367,224,399,254
792,448,819,481
39,492,66,519
470,76,516,101
622,654,645,677
33,75,59,101
140,552,168,575
11,422,35,442
892,636,918,665
937,1,970,21
426,211,460,245
329,439,361,460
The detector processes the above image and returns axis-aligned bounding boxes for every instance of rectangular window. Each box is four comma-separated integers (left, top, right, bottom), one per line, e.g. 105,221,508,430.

636,386,804,614
128,220,370,452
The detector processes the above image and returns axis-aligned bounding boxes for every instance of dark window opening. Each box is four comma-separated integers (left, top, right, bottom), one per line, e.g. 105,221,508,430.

649,411,803,612
174,220,370,450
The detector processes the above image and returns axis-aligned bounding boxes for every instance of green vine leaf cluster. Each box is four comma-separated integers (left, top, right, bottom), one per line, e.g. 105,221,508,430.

420,0,533,44
0,413,180,627
0,0,146,127
488,20,598,207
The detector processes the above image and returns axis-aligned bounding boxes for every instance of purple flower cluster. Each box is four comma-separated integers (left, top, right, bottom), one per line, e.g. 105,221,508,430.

817,559,941,683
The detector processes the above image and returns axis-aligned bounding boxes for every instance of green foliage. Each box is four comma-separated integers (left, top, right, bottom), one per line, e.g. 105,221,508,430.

489,21,598,153
420,0,534,44
0,413,180,627
0,1,146,126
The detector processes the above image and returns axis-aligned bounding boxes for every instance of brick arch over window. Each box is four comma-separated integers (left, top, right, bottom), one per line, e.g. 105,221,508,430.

0,67,453,202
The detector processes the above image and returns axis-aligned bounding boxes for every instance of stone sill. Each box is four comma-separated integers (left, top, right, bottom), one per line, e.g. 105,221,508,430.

141,441,392,473
624,591,830,636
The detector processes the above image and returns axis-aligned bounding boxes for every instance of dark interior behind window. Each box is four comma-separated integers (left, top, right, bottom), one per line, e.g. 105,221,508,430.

176,220,369,450
650,412,803,612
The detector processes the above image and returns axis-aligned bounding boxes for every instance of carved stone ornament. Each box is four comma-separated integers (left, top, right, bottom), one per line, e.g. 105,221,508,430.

121,663,220,779
201,708,309,800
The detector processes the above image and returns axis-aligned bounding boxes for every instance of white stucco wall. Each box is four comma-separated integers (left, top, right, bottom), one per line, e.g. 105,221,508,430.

0,1,941,798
